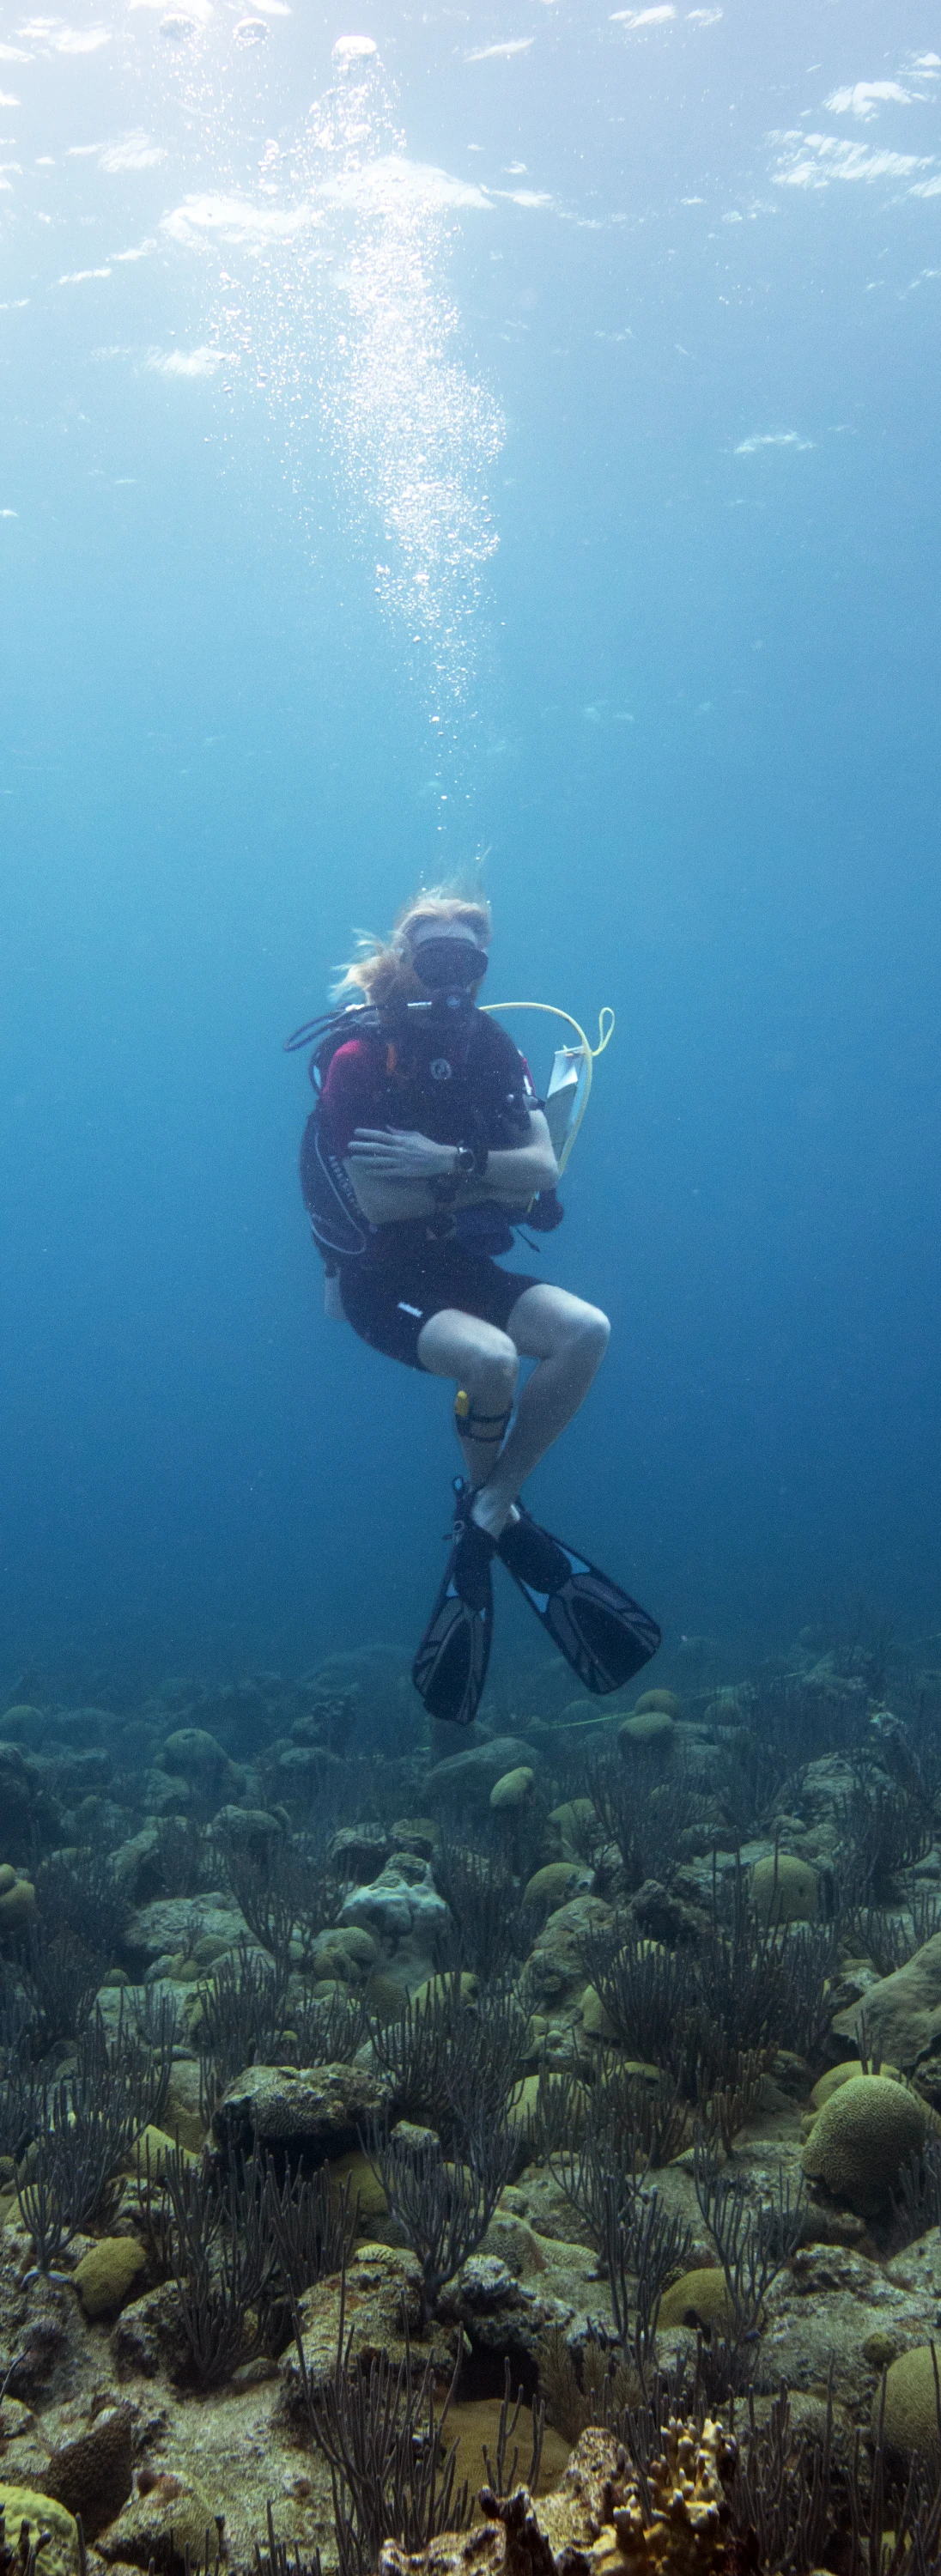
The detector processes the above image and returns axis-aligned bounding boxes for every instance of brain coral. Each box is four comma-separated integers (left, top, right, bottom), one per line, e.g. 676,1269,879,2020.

489,1765,534,1810
802,2073,927,2216
523,1862,586,1911
810,2058,900,2111
619,1713,675,1758
0,1874,35,1930
0,2488,81,2576
161,1726,229,1779
657,2269,736,2334
751,1853,818,1924
74,2237,147,2319
580,1984,616,2041
880,2345,941,2464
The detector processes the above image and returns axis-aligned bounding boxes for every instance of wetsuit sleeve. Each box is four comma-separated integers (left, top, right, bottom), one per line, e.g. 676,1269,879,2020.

488,1020,536,1097
482,1021,537,1141
318,1041,381,1153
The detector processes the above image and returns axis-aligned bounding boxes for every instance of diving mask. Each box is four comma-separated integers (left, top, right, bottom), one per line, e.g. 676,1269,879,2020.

410,937,489,993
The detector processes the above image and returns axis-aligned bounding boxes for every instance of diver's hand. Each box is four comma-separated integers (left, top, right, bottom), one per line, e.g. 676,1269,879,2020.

346,1127,457,1179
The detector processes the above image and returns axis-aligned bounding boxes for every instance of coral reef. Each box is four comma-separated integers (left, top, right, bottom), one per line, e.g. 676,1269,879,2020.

3,1638,941,2571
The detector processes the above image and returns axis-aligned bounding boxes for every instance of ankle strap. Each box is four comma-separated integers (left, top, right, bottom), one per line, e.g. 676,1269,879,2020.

453,1392,513,1443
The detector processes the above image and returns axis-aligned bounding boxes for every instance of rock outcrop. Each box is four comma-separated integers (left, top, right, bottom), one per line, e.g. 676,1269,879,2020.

832,1935,941,2071
212,2060,392,2160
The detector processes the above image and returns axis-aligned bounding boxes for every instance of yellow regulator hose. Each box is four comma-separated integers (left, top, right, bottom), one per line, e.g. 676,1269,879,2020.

482,1002,615,1172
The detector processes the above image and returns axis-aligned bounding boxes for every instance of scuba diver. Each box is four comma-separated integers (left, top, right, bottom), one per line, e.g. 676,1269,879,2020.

286,890,660,1727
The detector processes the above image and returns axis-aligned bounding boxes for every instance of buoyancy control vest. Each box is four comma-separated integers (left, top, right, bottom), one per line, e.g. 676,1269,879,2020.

285,993,555,1271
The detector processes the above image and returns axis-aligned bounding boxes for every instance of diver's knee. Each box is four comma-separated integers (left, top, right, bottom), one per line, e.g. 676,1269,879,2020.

489,1342,521,1402
467,1330,519,1400
576,1305,610,1367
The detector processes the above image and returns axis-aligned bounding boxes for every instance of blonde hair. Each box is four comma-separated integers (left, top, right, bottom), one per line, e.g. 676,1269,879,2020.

333,887,492,1008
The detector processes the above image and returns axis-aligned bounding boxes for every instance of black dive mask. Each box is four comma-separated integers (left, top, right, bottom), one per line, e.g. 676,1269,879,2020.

411,939,489,993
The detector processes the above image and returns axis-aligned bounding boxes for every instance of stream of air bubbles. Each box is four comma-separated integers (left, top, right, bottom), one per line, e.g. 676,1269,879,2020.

161,27,505,786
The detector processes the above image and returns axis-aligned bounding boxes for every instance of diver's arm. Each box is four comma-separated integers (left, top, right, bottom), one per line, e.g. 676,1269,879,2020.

347,1111,557,1198
474,1109,558,1203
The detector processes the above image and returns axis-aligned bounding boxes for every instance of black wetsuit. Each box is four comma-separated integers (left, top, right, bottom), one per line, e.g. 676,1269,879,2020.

304,1008,540,1370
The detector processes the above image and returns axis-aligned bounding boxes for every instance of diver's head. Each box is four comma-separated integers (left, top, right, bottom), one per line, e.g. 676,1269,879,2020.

332,889,491,1009
404,908,489,995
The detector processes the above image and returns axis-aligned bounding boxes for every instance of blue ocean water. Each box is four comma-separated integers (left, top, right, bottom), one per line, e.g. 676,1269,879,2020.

1,0,939,1692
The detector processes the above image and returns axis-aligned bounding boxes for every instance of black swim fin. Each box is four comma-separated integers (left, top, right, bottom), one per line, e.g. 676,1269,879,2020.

495,1503,660,1695
412,1483,495,1728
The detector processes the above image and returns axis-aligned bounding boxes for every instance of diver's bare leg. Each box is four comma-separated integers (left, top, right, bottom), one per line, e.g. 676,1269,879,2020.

469,1283,610,1539
416,1309,519,1489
